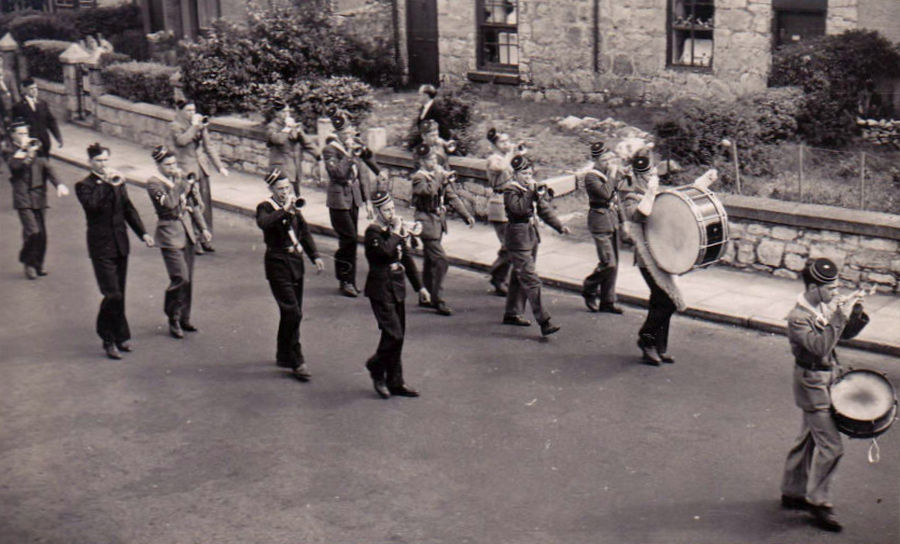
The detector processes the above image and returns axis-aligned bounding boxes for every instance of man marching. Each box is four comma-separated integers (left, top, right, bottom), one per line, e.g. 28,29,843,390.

411,143,475,316
256,168,325,381
146,145,211,339
363,190,430,399
266,101,321,196
581,141,625,314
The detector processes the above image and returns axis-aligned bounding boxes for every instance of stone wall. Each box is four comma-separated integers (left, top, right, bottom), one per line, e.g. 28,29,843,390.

826,0,859,35
858,0,900,44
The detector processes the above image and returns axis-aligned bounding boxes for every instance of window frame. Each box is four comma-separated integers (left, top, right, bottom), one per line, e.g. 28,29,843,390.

476,0,520,73
666,0,715,72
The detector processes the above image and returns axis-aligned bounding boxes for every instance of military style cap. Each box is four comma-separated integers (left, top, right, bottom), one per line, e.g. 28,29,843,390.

371,190,392,208
330,114,348,131
8,118,28,130
264,167,286,186
151,144,172,162
87,142,109,159
511,154,532,172
590,141,608,158
632,155,651,173
806,258,839,285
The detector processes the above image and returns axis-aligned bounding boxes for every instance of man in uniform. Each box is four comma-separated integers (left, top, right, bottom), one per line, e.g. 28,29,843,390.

780,258,857,533
502,155,569,337
6,119,68,279
581,141,625,314
266,101,321,196
75,143,154,360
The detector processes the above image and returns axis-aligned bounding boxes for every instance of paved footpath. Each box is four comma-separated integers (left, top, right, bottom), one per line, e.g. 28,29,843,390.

52,123,900,356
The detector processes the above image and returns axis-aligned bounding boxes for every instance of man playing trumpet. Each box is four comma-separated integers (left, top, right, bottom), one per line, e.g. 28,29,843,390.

411,143,475,316
266,101,322,196
146,145,211,339
420,119,455,168
6,119,68,280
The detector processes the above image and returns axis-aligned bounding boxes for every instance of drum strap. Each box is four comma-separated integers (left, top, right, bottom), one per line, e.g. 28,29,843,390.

868,438,880,464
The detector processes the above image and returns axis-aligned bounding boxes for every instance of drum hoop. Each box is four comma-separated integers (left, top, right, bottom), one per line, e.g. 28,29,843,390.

830,369,898,433
831,368,897,399
659,186,730,271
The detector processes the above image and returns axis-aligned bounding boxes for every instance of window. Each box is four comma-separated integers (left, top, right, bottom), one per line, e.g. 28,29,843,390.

668,0,714,69
773,0,826,48
477,0,519,72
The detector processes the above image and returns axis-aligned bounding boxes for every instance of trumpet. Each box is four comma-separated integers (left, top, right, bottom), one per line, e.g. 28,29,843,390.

105,169,125,186
25,138,42,152
436,137,457,154
394,219,423,239
516,141,528,154
835,285,878,307
192,113,210,127
444,169,458,183
534,182,553,199
350,137,373,159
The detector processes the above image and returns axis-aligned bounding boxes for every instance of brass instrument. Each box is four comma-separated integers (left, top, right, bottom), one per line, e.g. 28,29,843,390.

106,169,125,186
25,138,42,152
516,141,528,154
192,113,210,127
534,181,554,199
444,169,458,184
436,137,457,154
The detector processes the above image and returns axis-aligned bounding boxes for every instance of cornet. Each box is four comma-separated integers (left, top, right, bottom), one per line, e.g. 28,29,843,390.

105,169,125,186
437,137,457,154
192,113,210,127
400,220,423,238
516,141,529,154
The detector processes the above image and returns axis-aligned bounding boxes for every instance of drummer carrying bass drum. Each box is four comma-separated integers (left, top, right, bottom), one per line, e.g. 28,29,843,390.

780,257,868,533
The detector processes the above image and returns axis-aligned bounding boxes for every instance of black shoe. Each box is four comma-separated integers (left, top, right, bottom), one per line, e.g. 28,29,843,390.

781,495,810,511
659,352,675,364
598,303,624,314
389,384,420,397
194,245,205,255
180,322,199,332
293,363,311,382
418,296,430,308
373,379,390,399
169,320,184,339
104,342,122,360
638,340,662,366
201,243,215,253
583,294,600,312
36,267,49,277
340,282,359,298
24,265,37,280
810,505,842,532
502,315,531,327
490,281,508,297
434,301,453,316
276,360,293,369
116,340,133,352
539,319,561,336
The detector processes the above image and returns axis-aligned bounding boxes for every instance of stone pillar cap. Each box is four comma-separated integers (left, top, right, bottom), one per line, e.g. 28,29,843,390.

0,33,17,52
59,43,91,64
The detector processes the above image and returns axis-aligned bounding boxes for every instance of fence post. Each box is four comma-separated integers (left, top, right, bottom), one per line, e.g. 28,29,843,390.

798,144,804,201
732,140,741,195
59,43,90,122
859,152,866,210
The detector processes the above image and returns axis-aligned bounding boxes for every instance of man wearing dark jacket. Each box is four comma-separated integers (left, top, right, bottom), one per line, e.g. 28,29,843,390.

75,143,154,360
12,78,62,158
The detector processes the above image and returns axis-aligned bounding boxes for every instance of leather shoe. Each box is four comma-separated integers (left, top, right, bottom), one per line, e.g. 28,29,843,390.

180,322,198,332
169,320,184,339
276,360,293,369
373,379,390,399
781,495,810,511
116,340,133,352
104,342,122,360
340,282,359,298
201,243,215,253
24,265,37,280
598,303,624,314
434,301,453,316
502,314,531,327
583,294,600,312
660,352,675,364
293,363,311,382
810,505,842,532
490,281,508,297
638,340,662,366
194,245,205,255
389,384,419,397
36,268,49,276
539,319,561,336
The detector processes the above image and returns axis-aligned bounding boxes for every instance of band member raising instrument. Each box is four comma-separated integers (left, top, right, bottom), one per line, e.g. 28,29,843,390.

581,141,625,314
411,143,475,316
256,168,325,382
266,100,322,196
169,99,229,254
501,155,570,337
363,190,430,399
419,119,456,168
485,126,520,296
146,145,211,339
6,118,68,280
323,111,383,298
780,258,870,533
75,143,154,360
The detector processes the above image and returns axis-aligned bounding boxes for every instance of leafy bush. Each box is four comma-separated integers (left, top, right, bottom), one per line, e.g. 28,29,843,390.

10,14,79,42
108,29,150,62
343,34,400,88
405,92,477,155
101,61,177,107
251,76,374,130
21,39,70,83
0,8,40,37
71,3,143,39
769,30,900,147
98,51,132,68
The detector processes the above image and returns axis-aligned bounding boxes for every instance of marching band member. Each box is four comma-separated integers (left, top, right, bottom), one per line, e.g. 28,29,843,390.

407,84,443,150
363,190,430,399
485,127,516,296
266,101,322,196
169,99,229,254
256,168,325,382
6,119,68,279
420,119,454,167
75,143,154,360
411,143,475,316
146,145,211,339
323,112,381,298
581,141,625,314
619,155,684,365
502,155,569,336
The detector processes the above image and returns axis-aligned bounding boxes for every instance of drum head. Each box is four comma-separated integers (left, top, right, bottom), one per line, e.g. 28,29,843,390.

646,192,701,275
831,371,895,422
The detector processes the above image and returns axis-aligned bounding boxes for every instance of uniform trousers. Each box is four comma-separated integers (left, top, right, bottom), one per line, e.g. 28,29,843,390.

582,231,619,305
638,267,676,354
194,172,213,236
18,208,47,269
366,296,406,389
161,240,195,324
505,244,550,324
329,206,359,286
90,255,130,345
265,251,307,368
421,237,449,304
489,222,511,288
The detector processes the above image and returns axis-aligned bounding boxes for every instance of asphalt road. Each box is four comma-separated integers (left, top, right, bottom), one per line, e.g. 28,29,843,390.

1,160,898,544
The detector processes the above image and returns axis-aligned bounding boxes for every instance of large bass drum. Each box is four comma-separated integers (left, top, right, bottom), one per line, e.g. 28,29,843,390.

831,369,898,439
645,185,729,275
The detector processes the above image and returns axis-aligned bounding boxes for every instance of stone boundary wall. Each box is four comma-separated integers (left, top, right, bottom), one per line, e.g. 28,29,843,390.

35,79,67,119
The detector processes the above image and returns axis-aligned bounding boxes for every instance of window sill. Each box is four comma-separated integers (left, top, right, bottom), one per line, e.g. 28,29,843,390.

467,71,520,85
666,64,713,74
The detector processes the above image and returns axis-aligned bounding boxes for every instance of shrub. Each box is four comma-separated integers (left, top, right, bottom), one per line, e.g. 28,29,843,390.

108,29,150,62
10,14,79,43
0,9,40,38
251,76,374,130
98,51,132,68
770,30,900,147
342,34,400,88
71,3,143,39
405,92,477,154
101,61,177,107
21,39,70,83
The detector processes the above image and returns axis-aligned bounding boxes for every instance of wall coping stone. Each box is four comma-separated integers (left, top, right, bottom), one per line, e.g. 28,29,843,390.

35,78,66,95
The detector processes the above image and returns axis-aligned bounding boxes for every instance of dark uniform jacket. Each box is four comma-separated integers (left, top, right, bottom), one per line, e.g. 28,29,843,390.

503,181,565,251
169,116,224,177
256,199,320,280
12,98,61,154
411,167,473,239
363,223,423,302
75,172,147,259
146,174,207,249
323,139,378,210
266,119,318,182
7,150,59,209
584,163,622,235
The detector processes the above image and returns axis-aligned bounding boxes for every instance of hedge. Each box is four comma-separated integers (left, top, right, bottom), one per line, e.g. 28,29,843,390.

10,14,79,43
100,61,178,107
22,39,70,83
251,76,374,130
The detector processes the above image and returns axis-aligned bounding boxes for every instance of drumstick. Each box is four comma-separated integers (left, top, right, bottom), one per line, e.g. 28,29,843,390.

692,169,718,190
835,285,878,306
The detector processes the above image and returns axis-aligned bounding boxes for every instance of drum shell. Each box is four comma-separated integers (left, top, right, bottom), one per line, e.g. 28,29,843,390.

830,369,898,439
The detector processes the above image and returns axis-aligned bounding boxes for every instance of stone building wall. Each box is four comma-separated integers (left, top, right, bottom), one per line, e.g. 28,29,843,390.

826,0,858,35
858,0,900,44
